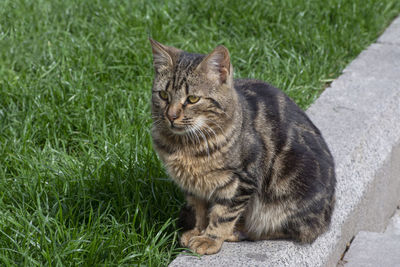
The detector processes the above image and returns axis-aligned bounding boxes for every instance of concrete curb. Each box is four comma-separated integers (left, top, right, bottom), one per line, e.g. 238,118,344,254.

170,16,400,267
342,209,400,266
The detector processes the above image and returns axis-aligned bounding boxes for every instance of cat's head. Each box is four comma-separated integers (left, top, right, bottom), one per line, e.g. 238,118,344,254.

149,39,235,137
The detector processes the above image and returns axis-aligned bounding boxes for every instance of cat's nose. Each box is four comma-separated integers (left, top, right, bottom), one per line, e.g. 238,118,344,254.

167,106,181,122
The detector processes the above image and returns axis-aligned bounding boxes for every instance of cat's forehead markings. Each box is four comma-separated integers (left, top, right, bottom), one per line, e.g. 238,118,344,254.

170,59,191,93
178,77,189,94
165,80,171,91
170,59,183,92
185,81,189,95
170,62,179,92
164,52,203,94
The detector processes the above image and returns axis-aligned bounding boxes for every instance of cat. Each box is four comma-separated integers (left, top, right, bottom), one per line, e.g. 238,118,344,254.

149,38,336,255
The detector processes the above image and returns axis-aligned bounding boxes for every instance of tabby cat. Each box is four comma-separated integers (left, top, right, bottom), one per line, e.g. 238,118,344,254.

149,39,336,255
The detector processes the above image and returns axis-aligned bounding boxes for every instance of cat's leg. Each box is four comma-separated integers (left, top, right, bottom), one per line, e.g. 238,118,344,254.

186,172,253,254
180,195,208,247
225,218,248,242
177,204,195,232
187,200,248,254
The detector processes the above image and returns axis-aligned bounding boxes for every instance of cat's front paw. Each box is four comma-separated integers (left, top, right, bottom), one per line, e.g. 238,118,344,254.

180,229,201,247
188,235,223,255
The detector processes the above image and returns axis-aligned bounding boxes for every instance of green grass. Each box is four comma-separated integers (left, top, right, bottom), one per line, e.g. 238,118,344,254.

0,0,399,265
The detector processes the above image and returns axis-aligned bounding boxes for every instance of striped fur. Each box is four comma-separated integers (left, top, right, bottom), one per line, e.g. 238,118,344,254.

149,39,336,255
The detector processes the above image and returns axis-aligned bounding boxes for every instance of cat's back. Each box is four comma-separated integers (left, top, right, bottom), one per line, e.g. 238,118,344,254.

233,78,334,175
234,78,318,132
234,78,282,98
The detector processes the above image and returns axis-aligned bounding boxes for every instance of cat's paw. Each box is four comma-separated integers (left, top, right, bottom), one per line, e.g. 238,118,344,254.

180,229,201,247
225,231,247,242
188,235,223,255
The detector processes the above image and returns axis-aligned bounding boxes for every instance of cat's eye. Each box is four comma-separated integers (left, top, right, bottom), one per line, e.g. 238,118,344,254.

187,95,200,104
159,91,168,100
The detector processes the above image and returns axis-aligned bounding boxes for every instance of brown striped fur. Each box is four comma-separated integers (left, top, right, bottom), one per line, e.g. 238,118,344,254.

149,39,336,255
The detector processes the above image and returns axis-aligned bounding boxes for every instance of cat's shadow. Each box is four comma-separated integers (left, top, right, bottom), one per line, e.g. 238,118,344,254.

57,158,184,232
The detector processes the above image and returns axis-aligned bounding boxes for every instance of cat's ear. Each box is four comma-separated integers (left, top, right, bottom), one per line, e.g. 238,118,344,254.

197,45,231,84
149,38,181,73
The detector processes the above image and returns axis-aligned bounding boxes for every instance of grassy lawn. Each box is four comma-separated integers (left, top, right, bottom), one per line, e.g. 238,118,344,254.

0,0,399,265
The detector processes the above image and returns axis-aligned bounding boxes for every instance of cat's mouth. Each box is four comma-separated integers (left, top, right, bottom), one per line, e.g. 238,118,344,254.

169,122,188,135
169,117,206,136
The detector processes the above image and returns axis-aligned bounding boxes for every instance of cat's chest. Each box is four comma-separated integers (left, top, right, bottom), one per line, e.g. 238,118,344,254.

162,151,227,199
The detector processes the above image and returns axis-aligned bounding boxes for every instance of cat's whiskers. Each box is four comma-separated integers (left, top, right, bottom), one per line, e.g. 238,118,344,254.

202,125,215,143
188,125,201,146
201,122,220,150
203,118,226,137
151,115,164,121
186,127,196,145
193,121,210,159
152,118,162,124
151,119,164,129
201,121,218,139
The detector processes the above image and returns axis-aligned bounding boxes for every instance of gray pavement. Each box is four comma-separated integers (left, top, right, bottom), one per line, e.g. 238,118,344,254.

342,208,400,267
170,16,400,267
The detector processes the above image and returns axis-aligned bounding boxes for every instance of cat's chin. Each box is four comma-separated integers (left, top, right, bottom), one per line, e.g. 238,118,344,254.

169,125,188,135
